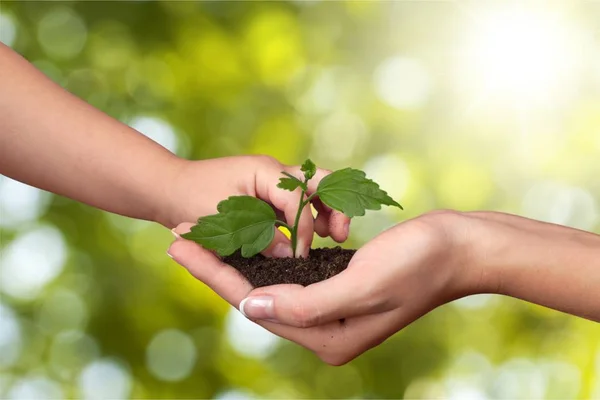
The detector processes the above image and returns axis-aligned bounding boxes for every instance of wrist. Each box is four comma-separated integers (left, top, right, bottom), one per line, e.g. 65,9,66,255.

151,155,190,228
417,211,487,301
440,211,508,298
469,213,600,304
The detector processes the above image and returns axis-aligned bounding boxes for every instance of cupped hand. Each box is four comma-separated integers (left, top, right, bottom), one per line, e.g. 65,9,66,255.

157,155,350,258
167,210,485,365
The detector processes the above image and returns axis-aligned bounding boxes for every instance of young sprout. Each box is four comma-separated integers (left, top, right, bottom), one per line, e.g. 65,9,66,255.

182,159,402,258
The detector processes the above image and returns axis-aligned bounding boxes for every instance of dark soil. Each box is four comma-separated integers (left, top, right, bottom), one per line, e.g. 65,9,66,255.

223,247,356,288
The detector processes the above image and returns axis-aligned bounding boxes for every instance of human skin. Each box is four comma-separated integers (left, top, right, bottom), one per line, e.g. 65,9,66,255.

168,210,600,365
0,43,349,257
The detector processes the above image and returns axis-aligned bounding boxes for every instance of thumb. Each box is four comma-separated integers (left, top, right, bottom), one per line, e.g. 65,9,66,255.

238,266,386,328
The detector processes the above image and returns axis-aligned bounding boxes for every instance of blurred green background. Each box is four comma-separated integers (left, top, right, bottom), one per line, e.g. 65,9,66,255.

1,0,600,398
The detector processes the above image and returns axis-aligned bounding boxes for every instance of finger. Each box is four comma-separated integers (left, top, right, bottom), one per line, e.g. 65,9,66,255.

261,229,294,258
281,168,333,240
328,211,350,243
256,298,427,366
174,217,292,259
284,166,352,243
168,224,402,366
312,198,331,238
294,203,316,258
238,262,392,328
266,186,314,258
170,223,253,306
314,213,330,238
304,168,351,243
313,205,350,243
171,222,195,237
255,310,397,365
312,196,333,213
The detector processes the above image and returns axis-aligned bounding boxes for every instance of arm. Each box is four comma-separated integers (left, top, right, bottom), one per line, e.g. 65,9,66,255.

467,211,600,322
0,43,181,224
166,210,600,365
0,43,350,256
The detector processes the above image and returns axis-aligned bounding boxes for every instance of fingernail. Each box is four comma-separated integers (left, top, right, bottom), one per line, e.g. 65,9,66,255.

170,228,180,239
166,250,173,259
272,243,293,258
344,221,350,237
239,296,276,320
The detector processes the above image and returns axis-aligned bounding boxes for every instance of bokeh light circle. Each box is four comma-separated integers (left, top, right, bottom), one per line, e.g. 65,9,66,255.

37,7,87,59
225,307,279,359
0,225,67,300
49,330,99,381
129,116,179,155
146,329,197,381
0,177,52,229
6,376,64,400
78,358,132,400
37,289,88,334
0,13,17,47
374,56,432,110
0,302,22,368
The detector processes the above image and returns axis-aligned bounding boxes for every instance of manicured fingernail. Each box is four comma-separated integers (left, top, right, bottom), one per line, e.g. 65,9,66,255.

239,296,276,320
344,221,350,238
272,243,293,258
170,228,180,239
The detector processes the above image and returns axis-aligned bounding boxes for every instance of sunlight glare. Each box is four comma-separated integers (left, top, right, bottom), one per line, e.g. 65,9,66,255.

461,8,581,108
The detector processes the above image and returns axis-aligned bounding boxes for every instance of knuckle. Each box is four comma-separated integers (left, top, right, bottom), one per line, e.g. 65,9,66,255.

167,240,187,260
420,209,465,232
253,154,280,168
290,302,318,328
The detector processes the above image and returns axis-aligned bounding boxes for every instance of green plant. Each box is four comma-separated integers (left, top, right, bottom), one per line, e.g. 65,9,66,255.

181,159,402,257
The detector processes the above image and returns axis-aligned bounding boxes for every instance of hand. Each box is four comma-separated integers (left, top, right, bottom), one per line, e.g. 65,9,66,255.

167,210,478,365
157,155,350,258
168,210,600,365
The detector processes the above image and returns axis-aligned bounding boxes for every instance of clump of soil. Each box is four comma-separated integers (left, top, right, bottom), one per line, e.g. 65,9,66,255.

223,247,356,287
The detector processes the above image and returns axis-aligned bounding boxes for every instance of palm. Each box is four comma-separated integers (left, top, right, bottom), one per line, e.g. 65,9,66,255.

169,212,460,365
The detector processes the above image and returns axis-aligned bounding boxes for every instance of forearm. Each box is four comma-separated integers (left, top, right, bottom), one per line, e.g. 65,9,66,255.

475,214,600,322
0,43,182,225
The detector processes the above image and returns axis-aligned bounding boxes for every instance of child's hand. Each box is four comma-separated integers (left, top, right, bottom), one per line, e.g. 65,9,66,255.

158,156,351,258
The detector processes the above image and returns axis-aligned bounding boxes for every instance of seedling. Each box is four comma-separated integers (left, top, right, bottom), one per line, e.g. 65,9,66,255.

181,159,402,257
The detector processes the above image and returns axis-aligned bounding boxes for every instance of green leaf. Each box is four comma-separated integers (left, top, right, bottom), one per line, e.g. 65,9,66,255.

277,172,306,191
301,159,316,180
316,168,403,217
181,196,276,257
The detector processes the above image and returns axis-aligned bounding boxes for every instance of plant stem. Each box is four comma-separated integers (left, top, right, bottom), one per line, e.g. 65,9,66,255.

305,192,317,203
275,220,292,232
290,187,306,257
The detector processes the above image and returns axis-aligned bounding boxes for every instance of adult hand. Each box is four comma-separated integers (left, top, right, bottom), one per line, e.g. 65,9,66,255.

169,210,600,365
168,211,475,365
159,155,350,258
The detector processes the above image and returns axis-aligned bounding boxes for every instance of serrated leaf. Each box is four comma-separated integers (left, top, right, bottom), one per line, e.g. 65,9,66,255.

301,159,316,180
316,168,403,217
277,172,306,191
181,196,276,257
